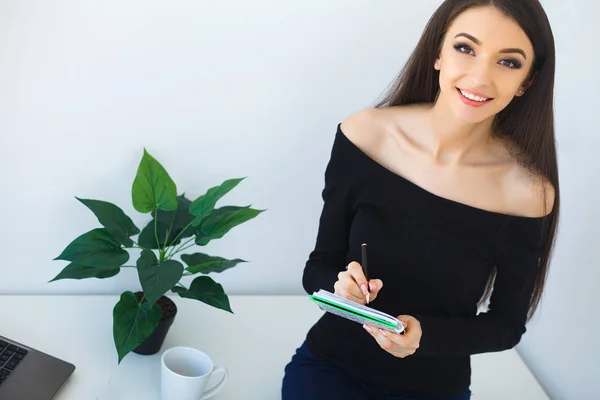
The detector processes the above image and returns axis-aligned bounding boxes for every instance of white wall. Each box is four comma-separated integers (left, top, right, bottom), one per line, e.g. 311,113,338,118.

0,1,597,398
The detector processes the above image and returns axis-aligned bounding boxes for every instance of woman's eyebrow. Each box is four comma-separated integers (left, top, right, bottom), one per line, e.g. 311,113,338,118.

454,32,527,60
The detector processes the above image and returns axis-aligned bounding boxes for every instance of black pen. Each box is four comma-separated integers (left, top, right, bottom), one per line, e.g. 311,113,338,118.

361,243,370,304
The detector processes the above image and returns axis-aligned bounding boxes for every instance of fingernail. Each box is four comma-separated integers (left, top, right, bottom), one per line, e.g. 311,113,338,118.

360,284,368,295
379,329,388,337
369,282,376,291
363,325,373,333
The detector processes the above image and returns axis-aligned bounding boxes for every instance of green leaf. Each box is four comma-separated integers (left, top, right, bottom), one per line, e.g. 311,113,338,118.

132,149,178,213
136,250,183,307
49,263,121,282
75,198,140,247
171,285,186,294
113,291,162,363
181,253,247,274
53,228,130,268
195,205,265,246
156,194,195,232
175,276,232,313
189,178,246,226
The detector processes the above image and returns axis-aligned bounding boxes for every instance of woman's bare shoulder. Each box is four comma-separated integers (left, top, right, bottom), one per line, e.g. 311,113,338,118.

502,161,556,218
339,108,386,154
339,106,418,151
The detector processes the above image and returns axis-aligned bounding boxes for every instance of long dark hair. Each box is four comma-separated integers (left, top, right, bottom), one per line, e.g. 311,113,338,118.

374,0,559,322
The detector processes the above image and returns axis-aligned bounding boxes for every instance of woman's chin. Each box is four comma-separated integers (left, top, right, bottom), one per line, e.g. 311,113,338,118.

450,104,492,125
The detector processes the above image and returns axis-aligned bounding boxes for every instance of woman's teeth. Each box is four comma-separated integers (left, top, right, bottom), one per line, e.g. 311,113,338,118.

459,89,490,102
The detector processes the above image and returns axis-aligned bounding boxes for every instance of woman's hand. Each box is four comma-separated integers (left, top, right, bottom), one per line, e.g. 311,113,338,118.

363,315,422,358
334,261,383,305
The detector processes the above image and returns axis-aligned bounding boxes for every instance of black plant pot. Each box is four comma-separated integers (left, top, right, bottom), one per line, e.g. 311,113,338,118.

132,292,178,356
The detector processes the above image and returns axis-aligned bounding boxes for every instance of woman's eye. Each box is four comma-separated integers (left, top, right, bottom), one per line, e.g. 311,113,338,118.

453,43,474,55
453,43,523,69
499,59,522,69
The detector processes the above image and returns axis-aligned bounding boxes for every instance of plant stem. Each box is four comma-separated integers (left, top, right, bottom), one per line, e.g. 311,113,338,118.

166,235,193,259
162,213,176,251
165,244,176,260
131,241,148,252
174,281,189,293
154,210,161,253
163,226,172,251
167,237,196,259
165,219,199,255
173,241,197,257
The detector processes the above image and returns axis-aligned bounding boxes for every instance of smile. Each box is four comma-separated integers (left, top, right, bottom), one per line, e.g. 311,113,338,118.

456,88,493,108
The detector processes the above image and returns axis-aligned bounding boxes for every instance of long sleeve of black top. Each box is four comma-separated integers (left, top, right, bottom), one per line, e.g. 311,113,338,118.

302,131,358,295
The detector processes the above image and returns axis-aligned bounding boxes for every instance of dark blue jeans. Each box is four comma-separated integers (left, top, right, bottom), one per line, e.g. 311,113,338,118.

282,341,471,400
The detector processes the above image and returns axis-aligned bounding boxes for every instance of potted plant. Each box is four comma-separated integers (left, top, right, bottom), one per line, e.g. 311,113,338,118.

50,149,265,363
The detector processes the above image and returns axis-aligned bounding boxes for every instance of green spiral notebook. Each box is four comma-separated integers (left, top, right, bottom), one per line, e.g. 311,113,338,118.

309,289,405,334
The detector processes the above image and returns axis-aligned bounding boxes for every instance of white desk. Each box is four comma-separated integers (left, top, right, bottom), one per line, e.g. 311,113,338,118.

0,295,548,399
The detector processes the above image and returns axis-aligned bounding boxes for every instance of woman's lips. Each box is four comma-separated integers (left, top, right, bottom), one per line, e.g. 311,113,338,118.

456,88,493,108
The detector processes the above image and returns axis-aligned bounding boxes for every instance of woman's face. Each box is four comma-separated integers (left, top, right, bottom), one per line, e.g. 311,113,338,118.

435,6,535,124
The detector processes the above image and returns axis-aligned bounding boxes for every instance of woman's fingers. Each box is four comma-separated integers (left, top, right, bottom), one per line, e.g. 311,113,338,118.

365,325,394,344
333,279,364,303
334,262,384,305
369,279,383,293
346,262,369,295
367,279,383,301
363,324,415,358
363,325,396,352
334,269,367,303
396,315,422,347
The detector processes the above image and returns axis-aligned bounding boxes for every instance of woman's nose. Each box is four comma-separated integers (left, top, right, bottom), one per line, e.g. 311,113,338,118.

467,60,494,87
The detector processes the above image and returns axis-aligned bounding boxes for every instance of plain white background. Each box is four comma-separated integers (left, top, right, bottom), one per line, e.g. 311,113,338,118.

0,1,598,398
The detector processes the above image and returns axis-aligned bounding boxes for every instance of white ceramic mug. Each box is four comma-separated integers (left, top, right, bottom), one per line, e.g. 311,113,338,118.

160,346,228,400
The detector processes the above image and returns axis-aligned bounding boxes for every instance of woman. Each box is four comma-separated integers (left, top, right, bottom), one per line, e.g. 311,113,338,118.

282,0,559,399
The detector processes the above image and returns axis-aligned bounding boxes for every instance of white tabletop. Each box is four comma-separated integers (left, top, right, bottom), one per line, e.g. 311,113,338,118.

0,295,548,399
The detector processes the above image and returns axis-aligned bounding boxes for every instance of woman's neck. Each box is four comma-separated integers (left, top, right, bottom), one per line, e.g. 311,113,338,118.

424,96,496,165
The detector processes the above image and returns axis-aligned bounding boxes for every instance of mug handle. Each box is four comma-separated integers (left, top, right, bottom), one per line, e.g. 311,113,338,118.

201,366,228,400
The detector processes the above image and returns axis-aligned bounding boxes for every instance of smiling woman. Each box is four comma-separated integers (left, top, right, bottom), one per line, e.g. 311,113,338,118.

435,6,537,122
374,0,559,322
282,1,560,399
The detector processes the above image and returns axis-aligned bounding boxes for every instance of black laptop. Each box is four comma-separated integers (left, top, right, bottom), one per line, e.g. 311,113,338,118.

0,335,75,400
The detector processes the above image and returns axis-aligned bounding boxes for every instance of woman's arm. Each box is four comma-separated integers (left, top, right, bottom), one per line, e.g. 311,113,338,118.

412,221,546,357
302,127,356,294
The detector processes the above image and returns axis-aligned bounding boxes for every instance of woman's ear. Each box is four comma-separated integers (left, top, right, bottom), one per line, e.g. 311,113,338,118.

517,71,538,96
434,58,440,70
